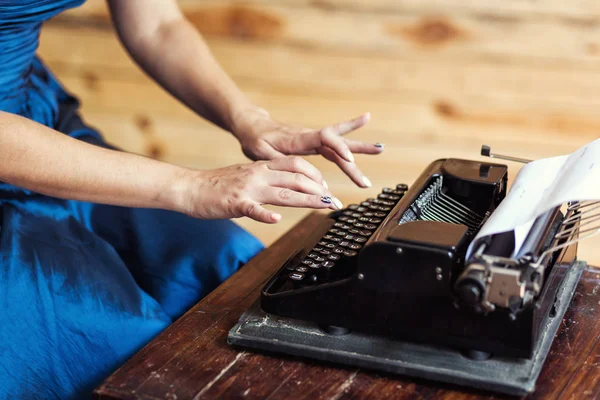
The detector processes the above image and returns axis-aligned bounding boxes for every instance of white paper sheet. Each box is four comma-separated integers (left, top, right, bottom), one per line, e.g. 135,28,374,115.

467,138,600,259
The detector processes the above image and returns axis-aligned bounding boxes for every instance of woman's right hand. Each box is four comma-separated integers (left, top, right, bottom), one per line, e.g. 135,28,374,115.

178,156,343,223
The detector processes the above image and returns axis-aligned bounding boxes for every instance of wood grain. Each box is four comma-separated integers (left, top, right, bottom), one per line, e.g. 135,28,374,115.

94,212,600,399
38,0,600,264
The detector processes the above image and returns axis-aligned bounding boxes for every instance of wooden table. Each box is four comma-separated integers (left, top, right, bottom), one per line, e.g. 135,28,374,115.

94,212,600,399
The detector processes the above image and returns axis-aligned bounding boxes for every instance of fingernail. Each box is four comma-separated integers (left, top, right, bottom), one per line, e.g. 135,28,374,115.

346,151,355,163
333,197,343,210
374,143,384,149
271,213,282,222
321,196,332,204
362,176,372,188
322,180,328,189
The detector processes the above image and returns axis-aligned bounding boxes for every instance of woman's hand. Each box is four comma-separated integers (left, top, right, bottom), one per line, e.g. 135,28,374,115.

178,156,342,223
231,106,384,188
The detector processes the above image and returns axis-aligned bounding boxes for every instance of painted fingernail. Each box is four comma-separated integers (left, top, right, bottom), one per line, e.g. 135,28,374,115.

333,197,343,210
374,143,384,149
321,196,333,204
322,180,328,189
346,151,355,163
361,176,372,188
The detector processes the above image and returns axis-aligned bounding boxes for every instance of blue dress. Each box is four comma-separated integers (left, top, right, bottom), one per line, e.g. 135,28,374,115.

0,1,264,398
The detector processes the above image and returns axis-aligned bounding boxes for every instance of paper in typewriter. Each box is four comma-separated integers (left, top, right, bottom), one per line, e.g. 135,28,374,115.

468,138,600,259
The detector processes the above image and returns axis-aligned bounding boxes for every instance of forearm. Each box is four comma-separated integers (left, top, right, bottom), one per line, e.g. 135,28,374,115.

0,111,188,210
111,5,252,135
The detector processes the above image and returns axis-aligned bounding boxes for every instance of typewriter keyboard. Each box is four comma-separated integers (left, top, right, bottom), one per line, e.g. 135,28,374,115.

279,184,408,286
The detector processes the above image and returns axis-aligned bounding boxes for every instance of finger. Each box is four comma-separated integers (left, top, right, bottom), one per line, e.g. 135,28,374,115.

318,146,372,188
345,138,385,155
261,187,343,210
283,127,353,162
326,112,371,136
267,156,327,188
241,201,281,224
267,170,331,196
247,139,286,160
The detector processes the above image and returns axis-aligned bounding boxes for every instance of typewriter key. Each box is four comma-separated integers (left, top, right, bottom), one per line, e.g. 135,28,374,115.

341,224,352,230
372,199,384,205
357,206,368,212
378,206,391,211
321,261,335,269
346,218,357,224
374,212,386,218
338,216,350,222
308,262,320,269
313,247,323,252
348,204,359,210
329,228,339,234
308,253,318,259
340,241,351,247
334,222,344,228
302,259,313,266
349,243,361,250
364,224,377,230
322,236,333,241
349,229,360,234
351,213,362,218
368,205,379,210
296,267,308,273
335,231,346,236
359,230,372,236
361,201,371,207
388,195,400,200
333,248,344,254
289,272,305,281
353,222,365,228
378,194,390,199
354,237,367,243
368,218,382,223
320,249,331,255
396,183,408,191
330,237,342,243
343,210,354,216
359,217,369,222
343,250,357,257
314,256,325,262
325,243,336,249
382,187,393,193
344,234,355,241
363,212,374,217
381,200,395,206
328,254,341,260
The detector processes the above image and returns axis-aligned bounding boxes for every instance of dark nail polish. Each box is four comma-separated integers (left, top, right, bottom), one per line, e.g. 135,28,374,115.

374,143,384,148
321,196,332,204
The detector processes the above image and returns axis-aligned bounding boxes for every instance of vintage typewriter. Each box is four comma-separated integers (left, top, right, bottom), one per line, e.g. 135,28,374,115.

260,156,583,358
230,149,591,395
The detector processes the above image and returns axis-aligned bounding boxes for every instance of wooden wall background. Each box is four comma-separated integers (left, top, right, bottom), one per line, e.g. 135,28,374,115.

38,0,600,264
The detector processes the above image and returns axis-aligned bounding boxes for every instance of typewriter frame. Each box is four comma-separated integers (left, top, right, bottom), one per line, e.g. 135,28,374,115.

261,158,579,359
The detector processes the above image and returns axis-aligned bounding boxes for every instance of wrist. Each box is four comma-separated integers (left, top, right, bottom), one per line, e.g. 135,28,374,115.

162,167,202,215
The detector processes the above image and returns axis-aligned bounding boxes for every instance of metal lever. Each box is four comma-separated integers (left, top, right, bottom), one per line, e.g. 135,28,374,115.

481,145,532,164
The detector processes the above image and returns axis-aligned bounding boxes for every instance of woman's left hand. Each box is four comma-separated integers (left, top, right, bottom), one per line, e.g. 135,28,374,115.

232,106,383,188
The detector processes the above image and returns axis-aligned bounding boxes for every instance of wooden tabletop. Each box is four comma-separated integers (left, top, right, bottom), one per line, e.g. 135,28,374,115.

94,212,600,400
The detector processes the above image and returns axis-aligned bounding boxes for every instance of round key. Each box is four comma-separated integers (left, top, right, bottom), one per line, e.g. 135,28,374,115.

320,249,331,255
379,206,392,211
374,212,386,217
342,224,352,230
397,183,408,191
343,250,358,257
340,241,351,247
388,195,400,200
313,247,324,252
347,218,357,224
334,222,344,228
378,194,390,199
373,199,384,205
391,190,404,196
368,205,379,210
354,237,367,243
329,228,339,234
321,261,335,269
381,200,395,206
325,243,336,249
349,243,362,250
364,212,374,217
368,218,382,223
348,204,359,210
309,262,320,269
365,224,377,230
359,230,372,236
322,236,333,241
296,266,308,273
382,187,393,193
359,217,369,222
330,237,341,243
315,256,325,262
349,229,360,234
361,201,371,207
339,216,350,222
328,254,341,260
336,231,346,236
344,234,355,241
302,259,313,266
308,253,318,259
367,198,376,202
357,207,368,212
351,213,362,218
343,210,354,216
289,272,305,281
353,222,365,228
333,248,344,254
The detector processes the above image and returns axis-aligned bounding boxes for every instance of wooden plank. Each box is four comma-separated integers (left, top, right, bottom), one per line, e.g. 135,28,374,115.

94,212,600,399
53,0,600,67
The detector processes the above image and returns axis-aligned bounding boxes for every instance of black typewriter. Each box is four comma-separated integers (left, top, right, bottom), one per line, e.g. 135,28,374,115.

260,158,582,359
